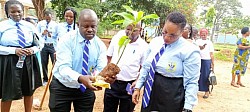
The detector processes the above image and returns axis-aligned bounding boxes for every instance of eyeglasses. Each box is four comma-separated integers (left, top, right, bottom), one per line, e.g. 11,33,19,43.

162,32,181,38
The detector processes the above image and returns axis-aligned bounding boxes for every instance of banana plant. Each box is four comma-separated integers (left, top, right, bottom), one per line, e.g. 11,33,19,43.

112,5,159,65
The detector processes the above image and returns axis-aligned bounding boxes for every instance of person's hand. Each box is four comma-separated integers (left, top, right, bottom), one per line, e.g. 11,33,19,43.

132,88,140,104
15,48,28,56
47,32,52,37
199,44,207,50
42,29,48,36
104,75,116,84
78,75,98,91
23,48,34,56
131,80,137,89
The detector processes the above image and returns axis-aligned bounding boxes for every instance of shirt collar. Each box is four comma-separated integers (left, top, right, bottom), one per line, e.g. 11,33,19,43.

130,36,141,45
65,22,72,27
165,36,182,47
8,18,24,26
77,29,95,45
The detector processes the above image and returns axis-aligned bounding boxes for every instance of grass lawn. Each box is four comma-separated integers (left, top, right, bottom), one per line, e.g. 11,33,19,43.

214,43,236,61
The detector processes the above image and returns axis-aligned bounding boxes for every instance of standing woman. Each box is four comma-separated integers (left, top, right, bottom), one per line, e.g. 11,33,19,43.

196,28,214,98
231,27,250,87
132,12,201,112
182,23,193,40
0,1,42,112
55,7,77,41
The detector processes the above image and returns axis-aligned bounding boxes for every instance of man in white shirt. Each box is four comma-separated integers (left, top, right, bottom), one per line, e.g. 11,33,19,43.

104,23,148,112
36,10,57,86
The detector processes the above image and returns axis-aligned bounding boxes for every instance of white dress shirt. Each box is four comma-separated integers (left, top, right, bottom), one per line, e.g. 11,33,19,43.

107,34,148,81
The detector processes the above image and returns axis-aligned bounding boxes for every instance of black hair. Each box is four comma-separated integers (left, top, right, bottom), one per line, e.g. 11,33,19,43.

4,0,24,18
188,24,193,39
25,17,31,22
44,10,52,16
63,7,77,30
166,12,187,30
241,27,249,34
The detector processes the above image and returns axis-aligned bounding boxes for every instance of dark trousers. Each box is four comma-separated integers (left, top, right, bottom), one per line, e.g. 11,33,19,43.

40,44,55,82
49,77,95,112
104,80,135,112
141,72,185,112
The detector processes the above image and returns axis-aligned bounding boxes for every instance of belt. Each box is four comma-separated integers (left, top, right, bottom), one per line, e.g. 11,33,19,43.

45,43,53,46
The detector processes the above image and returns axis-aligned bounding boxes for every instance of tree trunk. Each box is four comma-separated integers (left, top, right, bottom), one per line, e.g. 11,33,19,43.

211,16,218,43
32,0,45,21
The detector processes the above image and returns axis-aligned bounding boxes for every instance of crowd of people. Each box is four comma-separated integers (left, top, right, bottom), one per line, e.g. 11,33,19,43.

0,0,249,112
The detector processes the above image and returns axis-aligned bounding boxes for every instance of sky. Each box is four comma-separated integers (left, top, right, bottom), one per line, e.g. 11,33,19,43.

239,0,250,16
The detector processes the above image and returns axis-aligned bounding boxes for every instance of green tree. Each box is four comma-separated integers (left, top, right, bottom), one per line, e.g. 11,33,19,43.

221,16,250,37
205,6,216,28
199,0,242,42
50,0,81,20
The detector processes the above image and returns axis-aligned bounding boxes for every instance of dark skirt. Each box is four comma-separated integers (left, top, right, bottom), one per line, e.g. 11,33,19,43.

141,72,184,112
0,54,42,101
198,59,211,92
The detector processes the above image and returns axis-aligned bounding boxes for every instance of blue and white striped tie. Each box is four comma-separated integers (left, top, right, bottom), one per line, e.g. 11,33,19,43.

80,40,90,92
142,44,166,108
67,24,71,32
45,22,49,40
16,22,26,48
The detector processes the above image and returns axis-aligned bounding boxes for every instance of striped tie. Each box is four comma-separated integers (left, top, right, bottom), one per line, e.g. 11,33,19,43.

80,40,90,92
16,23,26,48
67,24,71,32
142,44,166,108
45,22,49,40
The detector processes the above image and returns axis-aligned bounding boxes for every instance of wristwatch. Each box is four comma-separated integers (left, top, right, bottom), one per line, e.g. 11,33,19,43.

182,109,192,112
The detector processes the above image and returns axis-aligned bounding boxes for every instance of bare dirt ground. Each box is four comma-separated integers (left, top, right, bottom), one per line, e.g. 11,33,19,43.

3,38,250,112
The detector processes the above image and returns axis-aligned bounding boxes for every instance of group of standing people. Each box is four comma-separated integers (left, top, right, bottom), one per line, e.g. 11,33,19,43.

0,0,249,112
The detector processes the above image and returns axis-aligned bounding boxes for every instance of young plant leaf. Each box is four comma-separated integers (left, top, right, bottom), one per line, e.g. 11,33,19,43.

112,20,124,25
136,11,144,22
118,36,129,54
122,5,134,14
113,12,135,21
141,14,159,20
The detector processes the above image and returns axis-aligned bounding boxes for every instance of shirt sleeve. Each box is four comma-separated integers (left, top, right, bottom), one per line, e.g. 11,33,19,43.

0,24,18,55
183,49,201,110
55,37,81,85
139,44,149,65
96,40,108,72
236,38,242,45
36,22,44,38
0,46,16,55
209,41,214,52
135,46,151,89
107,35,117,57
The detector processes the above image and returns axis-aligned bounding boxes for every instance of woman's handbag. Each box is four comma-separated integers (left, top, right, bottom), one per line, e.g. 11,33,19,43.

209,71,217,85
208,70,217,92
